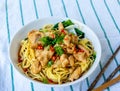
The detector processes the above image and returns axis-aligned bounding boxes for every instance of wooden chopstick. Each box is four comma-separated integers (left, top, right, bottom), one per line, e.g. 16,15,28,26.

87,45,120,91
103,65,120,83
92,75,120,91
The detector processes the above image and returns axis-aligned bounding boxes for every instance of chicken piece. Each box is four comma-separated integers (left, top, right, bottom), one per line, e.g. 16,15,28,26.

69,67,82,81
58,22,64,31
71,35,79,44
68,67,75,74
68,55,75,66
63,35,71,46
28,30,44,48
60,44,67,52
78,45,90,56
52,59,62,68
62,59,69,67
35,50,43,57
36,48,54,59
35,49,54,67
66,43,75,54
60,54,69,67
30,60,41,74
73,52,86,62
35,50,47,66
60,54,67,61
38,56,48,67
47,50,55,59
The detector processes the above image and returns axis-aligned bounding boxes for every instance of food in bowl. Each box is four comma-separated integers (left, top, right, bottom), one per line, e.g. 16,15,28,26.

17,19,96,84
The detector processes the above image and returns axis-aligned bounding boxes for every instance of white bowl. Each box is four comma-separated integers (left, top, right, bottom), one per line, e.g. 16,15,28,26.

9,17,101,87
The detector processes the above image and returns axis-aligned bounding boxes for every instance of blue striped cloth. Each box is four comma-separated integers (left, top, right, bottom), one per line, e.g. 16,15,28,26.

0,0,120,91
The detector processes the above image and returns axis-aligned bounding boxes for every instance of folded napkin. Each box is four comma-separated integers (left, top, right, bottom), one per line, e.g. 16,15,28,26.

0,0,120,91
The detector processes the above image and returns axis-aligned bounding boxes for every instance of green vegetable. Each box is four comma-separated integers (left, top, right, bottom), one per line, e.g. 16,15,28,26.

52,33,65,45
52,23,58,30
56,34,65,44
52,19,74,30
39,36,53,46
74,28,84,38
52,38,57,45
54,46,64,56
24,37,28,40
92,51,96,59
89,51,96,61
62,19,74,27
39,34,65,46
43,78,48,84
51,33,59,45
54,34,65,44
47,60,54,67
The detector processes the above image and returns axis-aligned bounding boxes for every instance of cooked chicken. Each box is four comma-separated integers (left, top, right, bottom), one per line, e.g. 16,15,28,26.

68,55,75,66
71,34,79,44
66,43,75,54
60,54,69,67
35,49,54,67
35,50,43,57
58,22,64,31
69,67,82,81
38,56,48,67
52,59,62,68
47,50,55,59
62,59,69,67
31,60,41,74
28,30,44,48
73,52,87,62
68,67,75,74
63,35,71,46
78,44,90,56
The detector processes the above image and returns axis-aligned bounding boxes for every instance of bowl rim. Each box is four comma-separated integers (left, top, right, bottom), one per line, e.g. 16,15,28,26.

9,17,101,87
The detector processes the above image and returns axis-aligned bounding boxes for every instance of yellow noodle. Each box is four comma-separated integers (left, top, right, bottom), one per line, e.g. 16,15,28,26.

45,67,69,84
79,38,93,54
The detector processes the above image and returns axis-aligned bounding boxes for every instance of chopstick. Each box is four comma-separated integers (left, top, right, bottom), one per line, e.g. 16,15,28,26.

92,75,120,91
103,65,120,83
87,45,120,91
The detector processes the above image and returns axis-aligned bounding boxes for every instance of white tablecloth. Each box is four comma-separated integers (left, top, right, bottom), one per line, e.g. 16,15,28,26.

0,0,120,91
